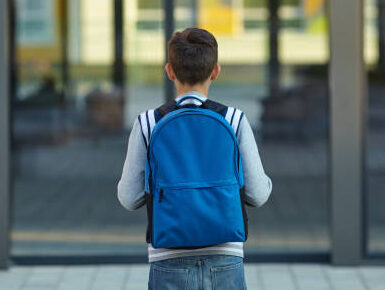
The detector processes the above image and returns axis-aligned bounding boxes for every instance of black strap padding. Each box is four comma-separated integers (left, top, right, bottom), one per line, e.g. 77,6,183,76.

200,99,227,115
157,99,178,117
157,98,227,118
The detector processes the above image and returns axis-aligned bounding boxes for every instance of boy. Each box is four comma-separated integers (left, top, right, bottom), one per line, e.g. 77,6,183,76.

117,27,272,290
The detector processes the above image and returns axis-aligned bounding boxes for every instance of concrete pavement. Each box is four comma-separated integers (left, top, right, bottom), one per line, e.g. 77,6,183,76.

1,263,385,290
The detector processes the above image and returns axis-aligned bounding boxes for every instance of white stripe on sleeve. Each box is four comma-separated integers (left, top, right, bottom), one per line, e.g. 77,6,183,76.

148,109,156,134
225,107,235,124
139,112,149,146
231,109,242,133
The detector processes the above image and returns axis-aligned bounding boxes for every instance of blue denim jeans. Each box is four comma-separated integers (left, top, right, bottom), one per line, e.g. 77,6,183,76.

148,255,247,290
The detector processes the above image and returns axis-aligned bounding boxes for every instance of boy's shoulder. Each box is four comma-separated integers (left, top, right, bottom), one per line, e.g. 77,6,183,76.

137,99,243,123
137,99,245,141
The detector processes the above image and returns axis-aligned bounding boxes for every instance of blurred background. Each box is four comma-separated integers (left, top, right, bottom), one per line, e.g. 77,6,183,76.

7,0,385,261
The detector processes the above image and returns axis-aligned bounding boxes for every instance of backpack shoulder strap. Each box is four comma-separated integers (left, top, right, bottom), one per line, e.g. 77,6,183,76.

154,98,243,137
201,99,227,117
156,99,228,119
200,99,244,138
156,99,178,119
138,100,178,149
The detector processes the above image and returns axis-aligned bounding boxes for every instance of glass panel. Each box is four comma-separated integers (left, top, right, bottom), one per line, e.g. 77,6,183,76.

365,0,385,254
11,0,163,256
256,0,329,254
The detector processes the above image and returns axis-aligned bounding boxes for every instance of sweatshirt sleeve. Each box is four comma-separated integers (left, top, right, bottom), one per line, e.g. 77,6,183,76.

237,115,272,207
117,118,147,211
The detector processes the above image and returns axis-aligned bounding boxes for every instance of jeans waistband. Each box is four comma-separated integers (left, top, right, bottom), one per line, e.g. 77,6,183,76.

155,255,243,265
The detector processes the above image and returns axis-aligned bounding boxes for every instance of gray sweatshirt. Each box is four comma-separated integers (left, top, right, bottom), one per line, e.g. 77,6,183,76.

117,91,272,262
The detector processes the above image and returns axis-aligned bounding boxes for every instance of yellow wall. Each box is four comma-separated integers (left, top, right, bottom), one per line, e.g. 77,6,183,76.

17,0,63,63
198,0,243,36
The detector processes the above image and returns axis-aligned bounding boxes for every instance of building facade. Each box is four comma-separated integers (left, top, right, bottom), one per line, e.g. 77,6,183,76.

1,0,384,268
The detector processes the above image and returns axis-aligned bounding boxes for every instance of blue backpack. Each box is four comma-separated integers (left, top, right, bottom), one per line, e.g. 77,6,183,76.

140,96,248,249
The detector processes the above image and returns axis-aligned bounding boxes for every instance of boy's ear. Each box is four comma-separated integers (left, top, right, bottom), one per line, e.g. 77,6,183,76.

165,63,176,81
210,63,221,81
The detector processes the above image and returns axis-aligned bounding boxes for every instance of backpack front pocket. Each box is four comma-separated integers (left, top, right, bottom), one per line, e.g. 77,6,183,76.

152,183,246,248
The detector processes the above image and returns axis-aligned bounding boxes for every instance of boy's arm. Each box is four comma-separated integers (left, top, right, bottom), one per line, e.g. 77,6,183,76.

237,115,272,207
117,118,147,211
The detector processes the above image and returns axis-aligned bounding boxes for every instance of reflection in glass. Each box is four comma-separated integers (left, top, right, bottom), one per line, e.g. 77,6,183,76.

366,0,385,254
247,0,329,254
12,0,151,256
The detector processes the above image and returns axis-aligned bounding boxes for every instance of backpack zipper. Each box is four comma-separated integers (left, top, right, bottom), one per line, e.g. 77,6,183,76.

158,189,164,203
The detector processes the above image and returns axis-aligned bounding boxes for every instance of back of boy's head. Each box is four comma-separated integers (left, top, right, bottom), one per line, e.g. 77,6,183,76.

167,27,218,86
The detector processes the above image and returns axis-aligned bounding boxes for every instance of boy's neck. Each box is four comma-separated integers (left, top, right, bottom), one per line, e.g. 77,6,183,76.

176,83,210,98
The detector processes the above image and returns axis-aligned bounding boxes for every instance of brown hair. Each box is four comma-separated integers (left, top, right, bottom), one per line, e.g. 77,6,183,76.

167,27,218,85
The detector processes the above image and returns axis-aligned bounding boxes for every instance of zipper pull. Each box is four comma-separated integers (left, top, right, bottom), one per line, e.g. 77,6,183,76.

158,189,164,203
